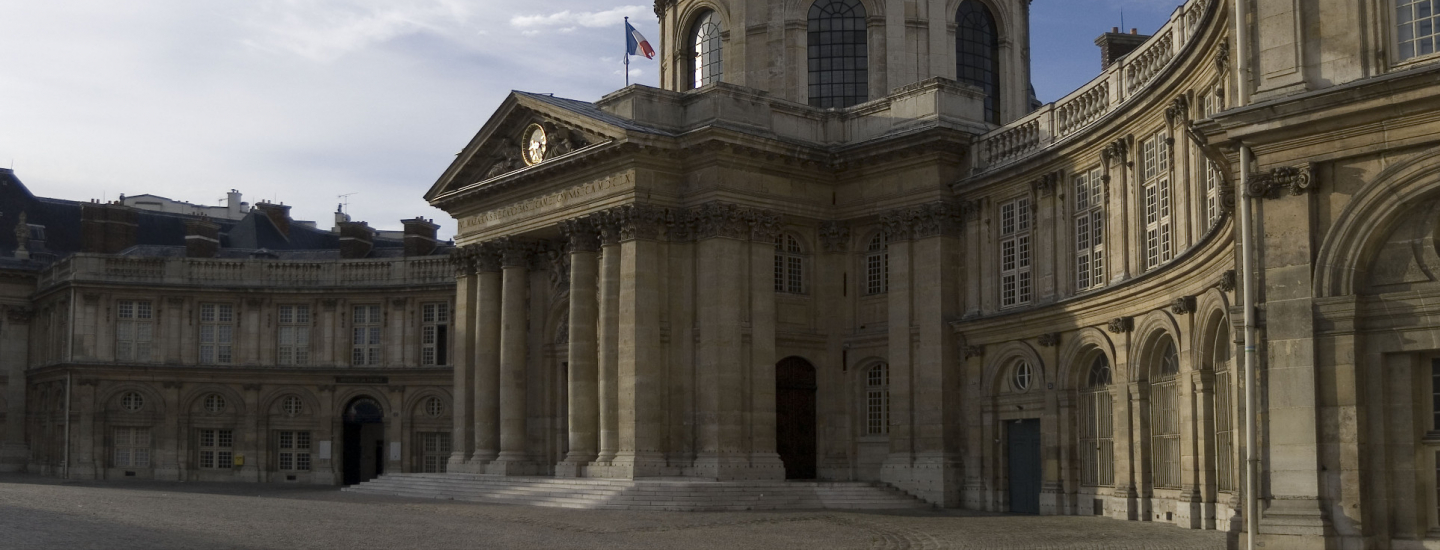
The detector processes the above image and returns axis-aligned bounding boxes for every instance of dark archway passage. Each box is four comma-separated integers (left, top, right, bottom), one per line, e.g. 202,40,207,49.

342,397,386,486
776,356,818,480
1007,418,1042,514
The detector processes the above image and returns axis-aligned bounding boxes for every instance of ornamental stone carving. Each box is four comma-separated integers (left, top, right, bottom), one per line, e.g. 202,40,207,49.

1031,171,1061,196
1165,95,1190,126
691,202,750,240
474,244,503,273
881,201,964,241
747,209,782,242
548,246,570,294
559,218,601,252
614,204,666,241
1037,333,1061,347
963,345,985,359
1107,316,1134,334
1246,163,1317,199
4,306,34,323
1102,137,1130,167
1218,270,1237,292
818,221,850,253
1170,296,1197,315
495,237,538,268
449,246,478,277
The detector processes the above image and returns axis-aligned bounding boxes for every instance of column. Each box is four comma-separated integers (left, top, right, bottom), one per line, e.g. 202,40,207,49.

611,205,666,478
746,215,784,479
447,248,476,471
488,238,532,475
472,246,502,464
0,307,31,471
557,220,600,477
595,220,621,466
693,204,749,480
909,205,965,506
881,223,915,492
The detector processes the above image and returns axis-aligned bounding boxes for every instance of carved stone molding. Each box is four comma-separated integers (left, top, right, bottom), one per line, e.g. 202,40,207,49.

559,218,601,253
4,306,34,324
391,298,408,308
320,299,339,309
1246,163,1317,199
77,378,99,387
495,237,538,268
1107,316,1134,334
690,202,750,241
548,247,570,294
474,243,503,273
1031,171,1062,196
1165,94,1190,126
1037,333,1061,347
964,345,985,359
881,201,964,241
1214,40,1230,73
960,199,984,224
166,296,186,306
613,204,666,241
387,385,407,393
1218,270,1237,292
449,246,478,277
747,209,782,242
82,292,101,304
818,221,850,253
245,297,265,308
242,383,262,392
162,381,183,389
1170,296,1197,315
1102,137,1131,167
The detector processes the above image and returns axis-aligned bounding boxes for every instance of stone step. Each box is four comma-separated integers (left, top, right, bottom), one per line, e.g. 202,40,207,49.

344,474,930,511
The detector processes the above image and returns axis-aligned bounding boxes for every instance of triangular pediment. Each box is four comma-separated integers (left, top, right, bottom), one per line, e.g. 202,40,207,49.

424,92,631,205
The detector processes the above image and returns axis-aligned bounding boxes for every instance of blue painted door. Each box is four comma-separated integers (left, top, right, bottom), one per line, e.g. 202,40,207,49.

1007,419,1042,514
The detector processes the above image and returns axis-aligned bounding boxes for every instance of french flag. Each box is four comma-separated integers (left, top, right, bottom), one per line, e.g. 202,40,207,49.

626,20,655,60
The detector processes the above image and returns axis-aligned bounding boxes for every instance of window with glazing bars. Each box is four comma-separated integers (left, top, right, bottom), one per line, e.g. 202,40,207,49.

1074,167,1106,291
808,0,869,108
866,363,890,435
276,431,311,472
1204,161,1224,228
113,427,151,468
421,303,449,366
1141,130,1173,270
1080,356,1114,487
420,432,451,473
691,11,723,88
1000,197,1032,307
956,0,1000,124
116,300,153,362
1151,340,1182,488
774,234,806,294
199,304,234,365
198,428,234,469
1397,0,1439,61
352,305,382,366
865,233,889,295
277,305,310,365
1216,367,1235,493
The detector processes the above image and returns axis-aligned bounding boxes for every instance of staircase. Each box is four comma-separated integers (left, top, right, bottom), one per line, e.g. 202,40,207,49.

344,473,931,511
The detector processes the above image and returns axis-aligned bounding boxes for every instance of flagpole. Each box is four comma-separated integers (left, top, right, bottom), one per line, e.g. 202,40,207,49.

624,17,631,87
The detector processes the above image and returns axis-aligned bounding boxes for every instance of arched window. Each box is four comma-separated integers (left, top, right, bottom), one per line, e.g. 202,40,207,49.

865,233,888,295
1212,322,1235,493
1080,354,1114,486
1012,360,1034,392
865,363,890,435
1150,338,1182,489
807,0,869,108
690,11,723,88
956,0,1000,124
775,233,806,294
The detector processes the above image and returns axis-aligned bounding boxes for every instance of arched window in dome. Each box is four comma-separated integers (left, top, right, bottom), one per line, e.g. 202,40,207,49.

807,0,869,109
956,0,1000,124
690,11,723,88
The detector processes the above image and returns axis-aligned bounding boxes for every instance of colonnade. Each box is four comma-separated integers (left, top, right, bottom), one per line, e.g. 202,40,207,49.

445,202,789,480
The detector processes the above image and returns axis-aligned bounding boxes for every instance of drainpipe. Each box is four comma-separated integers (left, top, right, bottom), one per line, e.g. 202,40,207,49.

1232,0,1259,549
63,372,71,479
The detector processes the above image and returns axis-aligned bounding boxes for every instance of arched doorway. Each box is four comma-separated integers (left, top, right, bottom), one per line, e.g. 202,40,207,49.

776,356,818,480
342,396,386,485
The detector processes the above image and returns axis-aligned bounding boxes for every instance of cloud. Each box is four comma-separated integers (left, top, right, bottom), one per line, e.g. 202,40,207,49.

510,5,650,30
242,0,480,61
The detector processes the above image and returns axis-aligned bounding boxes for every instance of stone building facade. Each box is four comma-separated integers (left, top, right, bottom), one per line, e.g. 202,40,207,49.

0,169,458,485
424,0,1440,548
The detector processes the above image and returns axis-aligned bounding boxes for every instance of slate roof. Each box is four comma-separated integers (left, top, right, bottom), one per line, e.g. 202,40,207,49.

515,91,673,136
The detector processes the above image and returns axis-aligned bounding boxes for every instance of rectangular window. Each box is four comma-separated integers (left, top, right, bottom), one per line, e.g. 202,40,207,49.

1079,391,1114,486
276,431,311,472
352,305,382,366
999,197,1032,308
277,305,310,366
1216,369,1235,492
199,304,234,365
116,300,154,362
197,428,234,469
113,427,151,468
866,365,890,436
1151,379,1182,489
1205,161,1224,228
419,432,451,473
421,303,449,366
1074,167,1106,291
1142,130,1174,270
865,247,888,295
1398,0,1439,61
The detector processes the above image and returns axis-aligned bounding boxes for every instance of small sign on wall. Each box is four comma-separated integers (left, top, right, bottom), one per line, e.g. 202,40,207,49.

389,442,401,461
318,441,332,460
233,454,245,467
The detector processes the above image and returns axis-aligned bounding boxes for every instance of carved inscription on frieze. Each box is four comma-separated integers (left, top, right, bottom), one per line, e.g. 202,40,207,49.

458,171,635,233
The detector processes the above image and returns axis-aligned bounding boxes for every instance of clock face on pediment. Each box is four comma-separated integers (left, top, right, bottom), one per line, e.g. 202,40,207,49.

522,123,548,166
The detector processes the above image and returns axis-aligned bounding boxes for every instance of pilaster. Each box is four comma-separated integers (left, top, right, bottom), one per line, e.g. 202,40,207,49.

609,204,668,478
448,248,477,471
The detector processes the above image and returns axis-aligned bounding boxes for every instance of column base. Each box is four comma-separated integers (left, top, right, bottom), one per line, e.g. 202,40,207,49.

691,453,785,481
486,454,538,476
554,453,598,478
1039,481,1065,516
1258,498,1333,549
606,452,671,479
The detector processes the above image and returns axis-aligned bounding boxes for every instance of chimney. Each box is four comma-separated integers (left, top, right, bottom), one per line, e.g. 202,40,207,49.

338,221,374,259
227,190,245,217
402,217,441,257
81,201,140,254
253,202,292,237
1095,27,1151,69
184,218,221,258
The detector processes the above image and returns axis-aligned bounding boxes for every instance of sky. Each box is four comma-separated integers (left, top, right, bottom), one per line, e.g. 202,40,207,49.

0,0,1178,241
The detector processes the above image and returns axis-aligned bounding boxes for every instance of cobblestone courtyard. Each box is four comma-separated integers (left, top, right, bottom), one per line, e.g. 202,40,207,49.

0,475,1229,549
